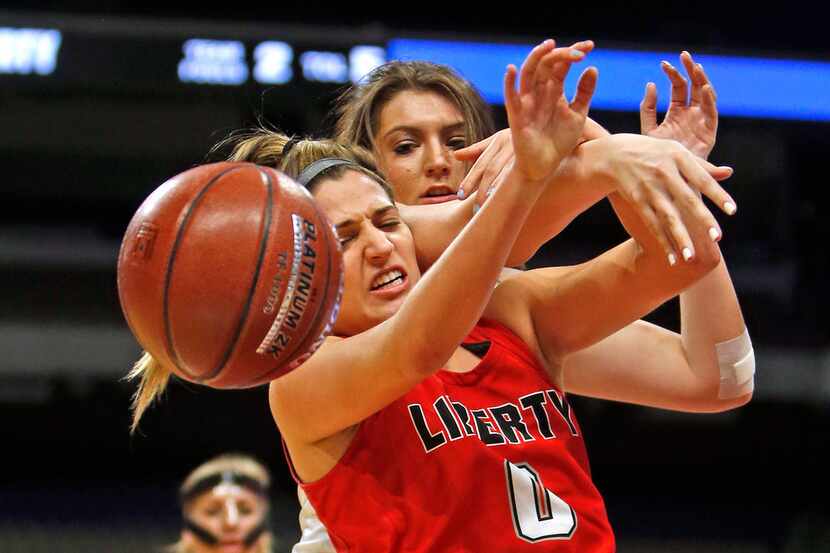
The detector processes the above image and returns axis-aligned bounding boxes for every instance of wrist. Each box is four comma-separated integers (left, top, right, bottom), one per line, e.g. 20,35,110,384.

578,137,618,196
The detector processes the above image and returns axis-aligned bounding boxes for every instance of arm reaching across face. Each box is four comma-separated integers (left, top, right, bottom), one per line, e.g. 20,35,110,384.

270,40,598,447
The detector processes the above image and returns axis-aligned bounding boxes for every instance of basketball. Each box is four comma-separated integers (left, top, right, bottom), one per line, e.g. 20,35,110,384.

117,162,343,388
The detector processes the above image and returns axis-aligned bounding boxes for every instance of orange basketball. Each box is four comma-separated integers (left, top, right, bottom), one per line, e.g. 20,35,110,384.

117,162,343,388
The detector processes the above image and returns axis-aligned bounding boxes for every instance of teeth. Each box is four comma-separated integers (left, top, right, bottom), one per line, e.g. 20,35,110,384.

372,270,403,290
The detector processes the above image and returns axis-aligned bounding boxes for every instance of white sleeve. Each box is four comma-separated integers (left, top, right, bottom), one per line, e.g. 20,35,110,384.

291,486,336,553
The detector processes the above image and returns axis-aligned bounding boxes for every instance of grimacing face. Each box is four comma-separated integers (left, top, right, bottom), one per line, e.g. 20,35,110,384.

312,170,421,336
373,89,468,205
181,483,268,553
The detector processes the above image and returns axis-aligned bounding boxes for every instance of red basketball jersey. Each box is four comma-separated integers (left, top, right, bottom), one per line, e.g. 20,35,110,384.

292,319,615,552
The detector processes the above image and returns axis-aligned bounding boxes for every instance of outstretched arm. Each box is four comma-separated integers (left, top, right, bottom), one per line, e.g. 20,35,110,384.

532,52,750,412
270,40,598,445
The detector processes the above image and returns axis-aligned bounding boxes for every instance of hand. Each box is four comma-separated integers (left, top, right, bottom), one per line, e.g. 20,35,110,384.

454,128,514,209
454,40,597,207
640,51,718,159
601,133,735,265
504,39,598,183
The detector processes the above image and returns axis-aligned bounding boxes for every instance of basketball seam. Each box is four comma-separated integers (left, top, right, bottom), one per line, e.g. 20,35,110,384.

163,164,248,381
202,166,274,382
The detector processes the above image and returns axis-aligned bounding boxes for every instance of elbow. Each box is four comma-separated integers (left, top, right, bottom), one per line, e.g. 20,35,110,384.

706,390,753,413
400,332,453,379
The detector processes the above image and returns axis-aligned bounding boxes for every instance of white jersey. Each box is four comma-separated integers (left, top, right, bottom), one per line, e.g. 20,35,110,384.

292,486,335,553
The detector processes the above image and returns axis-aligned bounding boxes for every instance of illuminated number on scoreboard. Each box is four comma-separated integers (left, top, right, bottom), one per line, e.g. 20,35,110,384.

504,460,577,542
253,41,293,85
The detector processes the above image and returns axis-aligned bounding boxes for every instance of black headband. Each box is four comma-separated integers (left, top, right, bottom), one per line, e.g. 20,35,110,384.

180,470,268,504
296,157,356,188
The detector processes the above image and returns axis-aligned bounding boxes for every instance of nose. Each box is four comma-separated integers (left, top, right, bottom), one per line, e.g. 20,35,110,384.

424,139,451,179
364,226,394,266
222,500,240,529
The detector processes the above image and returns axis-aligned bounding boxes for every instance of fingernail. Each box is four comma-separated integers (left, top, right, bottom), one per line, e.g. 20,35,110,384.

668,253,677,266
682,247,693,261
661,60,669,66
570,49,584,59
472,203,480,214
723,201,736,215
457,188,466,200
708,227,720,241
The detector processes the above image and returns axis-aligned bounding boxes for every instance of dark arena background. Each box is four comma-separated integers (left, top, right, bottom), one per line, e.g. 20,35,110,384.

1,3,828,552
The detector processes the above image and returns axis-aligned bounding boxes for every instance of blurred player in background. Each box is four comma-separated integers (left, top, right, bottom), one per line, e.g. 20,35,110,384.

172,454,276,553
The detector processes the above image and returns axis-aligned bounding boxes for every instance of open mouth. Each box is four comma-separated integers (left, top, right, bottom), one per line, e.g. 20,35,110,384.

370,268,406,291
419,186,456,204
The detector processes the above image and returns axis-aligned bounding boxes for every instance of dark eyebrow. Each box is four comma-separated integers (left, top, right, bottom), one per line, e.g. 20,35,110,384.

382,122,465,140
372,205,399,219
334,205,398,231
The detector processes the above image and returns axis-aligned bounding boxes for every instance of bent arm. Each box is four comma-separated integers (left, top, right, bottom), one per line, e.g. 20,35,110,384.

271,168,546,444
562,258,752,413
402,136,617,270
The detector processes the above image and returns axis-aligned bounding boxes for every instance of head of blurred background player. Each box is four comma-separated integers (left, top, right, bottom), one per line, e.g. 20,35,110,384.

334,61,494,205
173,453,273,553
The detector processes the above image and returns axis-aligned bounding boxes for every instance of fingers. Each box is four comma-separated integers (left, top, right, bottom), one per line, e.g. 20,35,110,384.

661,60,689,107
680,51,705,106
457,131,512,200
640,81,658,134
454,133,496,162
503,64,520,124
569,66,598,116
569,39,595,55
472,162,512,215
678,153,738,215
701,83,718,126
536,46,585,86
473,147,514,208
650,188,694,262
629,200,680,266
519,39,555,96
697,63,717,102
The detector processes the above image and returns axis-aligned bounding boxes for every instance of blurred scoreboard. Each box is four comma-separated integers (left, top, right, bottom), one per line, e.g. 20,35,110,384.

1,16,828,120
0,24,386,92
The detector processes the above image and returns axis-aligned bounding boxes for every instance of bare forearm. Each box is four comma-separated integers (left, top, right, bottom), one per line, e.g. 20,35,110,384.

680,258,746,380
508,138,617,264
393,169,545,371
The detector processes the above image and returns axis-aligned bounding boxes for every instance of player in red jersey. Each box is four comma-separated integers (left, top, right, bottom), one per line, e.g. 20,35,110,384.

218,49,749,551
261,41,743,552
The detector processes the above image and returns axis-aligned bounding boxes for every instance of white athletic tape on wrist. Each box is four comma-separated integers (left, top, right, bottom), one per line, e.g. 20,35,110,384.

716,327,755,399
